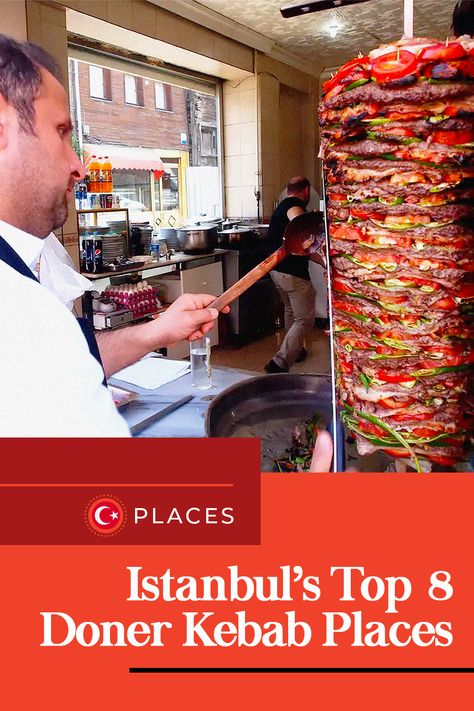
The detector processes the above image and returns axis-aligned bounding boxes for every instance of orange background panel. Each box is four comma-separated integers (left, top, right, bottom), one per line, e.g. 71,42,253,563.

1,474,473,708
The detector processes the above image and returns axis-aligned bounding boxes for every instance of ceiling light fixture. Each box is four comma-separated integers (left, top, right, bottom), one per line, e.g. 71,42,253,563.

280,0,370,18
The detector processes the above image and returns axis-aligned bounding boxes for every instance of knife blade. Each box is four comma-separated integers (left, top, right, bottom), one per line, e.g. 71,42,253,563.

129,394,193,435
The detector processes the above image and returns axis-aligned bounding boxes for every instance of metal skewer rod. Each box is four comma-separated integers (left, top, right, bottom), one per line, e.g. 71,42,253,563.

403,0,414,39
321,175,340,472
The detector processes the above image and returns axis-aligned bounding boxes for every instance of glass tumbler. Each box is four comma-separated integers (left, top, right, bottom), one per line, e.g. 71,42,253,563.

190,335,212,389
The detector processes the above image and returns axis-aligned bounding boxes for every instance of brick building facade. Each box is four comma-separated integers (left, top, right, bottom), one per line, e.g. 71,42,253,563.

77,62,189,152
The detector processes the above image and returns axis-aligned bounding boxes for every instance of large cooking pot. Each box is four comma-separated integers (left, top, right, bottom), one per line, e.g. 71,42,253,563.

177,224,218,254
218,226,259,248
205,373,335,471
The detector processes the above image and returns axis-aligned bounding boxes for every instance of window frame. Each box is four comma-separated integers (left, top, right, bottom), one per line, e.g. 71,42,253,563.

89,65,112,101
155,82,172,112
124,74,145,107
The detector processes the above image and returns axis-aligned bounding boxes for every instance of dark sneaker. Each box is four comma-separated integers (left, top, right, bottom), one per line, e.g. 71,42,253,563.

264,359,289,374
314,317,329,330
295,347,308,363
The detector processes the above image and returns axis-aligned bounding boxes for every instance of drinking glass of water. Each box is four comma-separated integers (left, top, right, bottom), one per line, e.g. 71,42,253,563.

190,335,212,389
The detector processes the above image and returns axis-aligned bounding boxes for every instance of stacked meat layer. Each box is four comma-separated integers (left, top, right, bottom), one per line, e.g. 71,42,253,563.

319,36,474,469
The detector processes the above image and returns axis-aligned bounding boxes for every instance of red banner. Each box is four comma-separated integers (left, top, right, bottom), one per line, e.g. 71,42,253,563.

1,471,474,706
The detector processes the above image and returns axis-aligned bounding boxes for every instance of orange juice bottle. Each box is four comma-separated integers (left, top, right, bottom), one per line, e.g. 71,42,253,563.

97,157,105,193
89,155,99,192
102,156,112,192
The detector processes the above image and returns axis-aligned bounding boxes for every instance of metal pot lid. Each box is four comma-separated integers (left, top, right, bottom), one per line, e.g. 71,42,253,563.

180,223,217,232
218,227,255,234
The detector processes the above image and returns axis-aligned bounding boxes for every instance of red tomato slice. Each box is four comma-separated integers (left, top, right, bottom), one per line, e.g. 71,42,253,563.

382,448,411,458
376,370,416,384
455,283,474,300
339,358,353,374
420,42,466,61
444,106,459,117
323,57,370,93
412,427,444,438
391,412,434,423
330,225,364,241
350,207,381,220
333,279,355,294
330,192,348,202
359,420,387,437
379,397,415,410
386,111,426,120
433,296,457,311
371,50,418,82
425,454,458,466
432,129,474,146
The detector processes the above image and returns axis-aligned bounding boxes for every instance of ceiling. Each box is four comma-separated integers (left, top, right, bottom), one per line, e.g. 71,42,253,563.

164,0,456,72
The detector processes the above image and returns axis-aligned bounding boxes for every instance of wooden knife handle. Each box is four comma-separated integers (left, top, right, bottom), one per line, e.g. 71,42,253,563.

210,247,286,311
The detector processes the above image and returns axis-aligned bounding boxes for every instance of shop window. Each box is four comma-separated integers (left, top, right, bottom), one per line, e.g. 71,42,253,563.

154,168,179,212
113,169,151,213
200,125,217,157
124,75,145,106
89,65,112,101
155,82,172,111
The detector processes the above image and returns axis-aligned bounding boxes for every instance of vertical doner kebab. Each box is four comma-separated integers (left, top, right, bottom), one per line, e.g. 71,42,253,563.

320,36,474,469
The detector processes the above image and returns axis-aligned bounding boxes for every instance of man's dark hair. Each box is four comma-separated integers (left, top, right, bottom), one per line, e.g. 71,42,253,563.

287,176,310,194
0,34,62,134
452,1,474,37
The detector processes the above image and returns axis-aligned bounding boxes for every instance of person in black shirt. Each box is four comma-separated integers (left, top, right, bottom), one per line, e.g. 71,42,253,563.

264,176,316,373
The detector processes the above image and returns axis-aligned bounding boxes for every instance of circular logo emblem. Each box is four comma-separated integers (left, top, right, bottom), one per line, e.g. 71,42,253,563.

85,496,126,537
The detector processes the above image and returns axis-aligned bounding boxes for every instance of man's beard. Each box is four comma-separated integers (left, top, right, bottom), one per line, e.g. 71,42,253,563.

50,192,69,232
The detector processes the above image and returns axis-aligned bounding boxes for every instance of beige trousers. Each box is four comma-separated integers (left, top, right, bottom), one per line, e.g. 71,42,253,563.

270,271,315,369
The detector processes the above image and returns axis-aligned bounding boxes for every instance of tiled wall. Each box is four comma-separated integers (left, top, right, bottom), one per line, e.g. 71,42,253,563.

222,76,259,219
3,1,27,40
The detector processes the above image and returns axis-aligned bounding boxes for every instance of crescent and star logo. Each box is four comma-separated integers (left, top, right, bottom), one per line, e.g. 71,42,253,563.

85,496,127,537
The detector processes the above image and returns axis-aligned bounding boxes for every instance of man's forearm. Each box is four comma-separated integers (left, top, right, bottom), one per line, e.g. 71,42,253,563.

96,320,157,377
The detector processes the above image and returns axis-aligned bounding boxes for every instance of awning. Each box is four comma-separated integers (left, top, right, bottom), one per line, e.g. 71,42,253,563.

112,157,165,174
83,144,165,176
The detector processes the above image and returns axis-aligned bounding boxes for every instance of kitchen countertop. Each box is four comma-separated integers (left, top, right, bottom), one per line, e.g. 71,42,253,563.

109,365,256,438
83,249,230,280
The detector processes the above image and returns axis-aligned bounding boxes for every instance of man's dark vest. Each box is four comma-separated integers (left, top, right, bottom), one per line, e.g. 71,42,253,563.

0,235,106,382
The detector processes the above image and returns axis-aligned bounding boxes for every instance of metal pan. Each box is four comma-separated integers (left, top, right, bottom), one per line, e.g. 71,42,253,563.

205,373,337,471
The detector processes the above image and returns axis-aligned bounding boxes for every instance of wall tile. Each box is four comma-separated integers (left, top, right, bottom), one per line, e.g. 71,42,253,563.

224,187,242,217
241,186,258,218
239,89,256,123
223,124,241,157
240,153,258,187
222,93,240,126
224,156,241,188
240,122,257,155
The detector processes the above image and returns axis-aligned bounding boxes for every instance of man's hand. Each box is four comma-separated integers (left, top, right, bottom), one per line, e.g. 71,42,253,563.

309,430,334,472
97,293,229,377
156,293,229,345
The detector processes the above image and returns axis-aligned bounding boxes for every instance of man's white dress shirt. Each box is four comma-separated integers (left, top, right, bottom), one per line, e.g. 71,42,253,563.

0,220,130,436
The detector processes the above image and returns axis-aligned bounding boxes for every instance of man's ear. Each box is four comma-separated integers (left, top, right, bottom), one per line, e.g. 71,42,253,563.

0,96,10,151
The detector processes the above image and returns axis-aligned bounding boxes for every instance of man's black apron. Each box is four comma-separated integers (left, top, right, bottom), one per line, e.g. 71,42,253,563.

0,235,106,383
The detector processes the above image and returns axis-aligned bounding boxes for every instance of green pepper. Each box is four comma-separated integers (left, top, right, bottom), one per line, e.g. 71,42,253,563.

362,118,391,125
428,115,448,124
378,196,404,206
411,364,470,378
359,372,372,391
345,78,370,91
380,153,398,160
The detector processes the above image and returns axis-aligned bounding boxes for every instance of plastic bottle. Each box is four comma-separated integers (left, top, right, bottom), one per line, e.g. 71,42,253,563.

89,156,99,193
102,156,113,193
97,157,105,193
150,231,160,260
